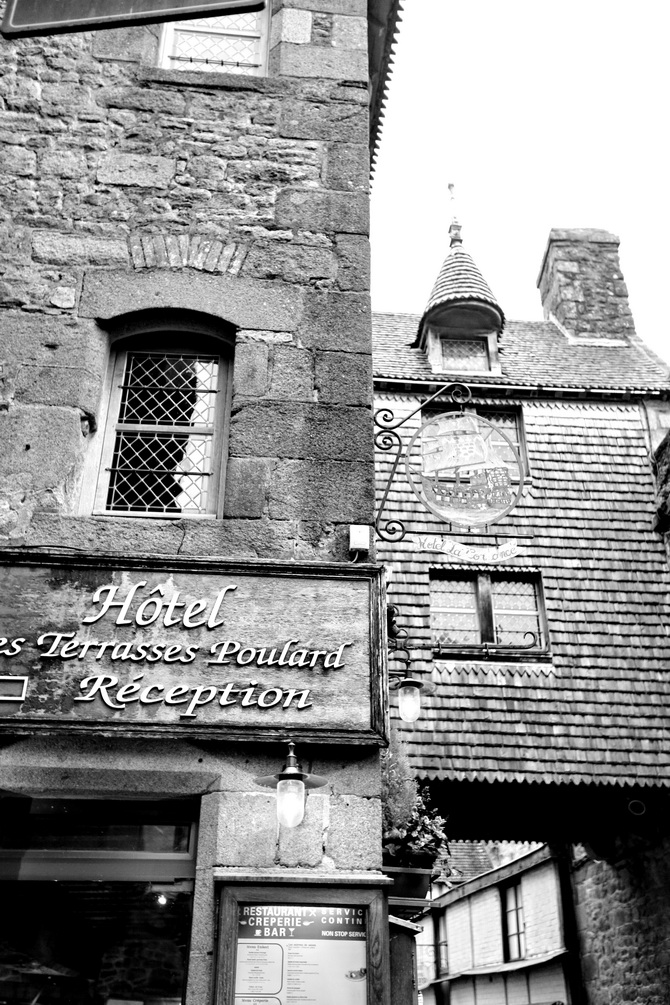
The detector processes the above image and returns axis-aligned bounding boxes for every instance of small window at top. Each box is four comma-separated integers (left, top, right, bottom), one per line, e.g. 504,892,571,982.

160,9,270,76
440,337,490,372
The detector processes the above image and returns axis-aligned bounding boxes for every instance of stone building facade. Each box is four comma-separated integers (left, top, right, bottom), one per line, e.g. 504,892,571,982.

0,3,401,1004
374,228,670,1005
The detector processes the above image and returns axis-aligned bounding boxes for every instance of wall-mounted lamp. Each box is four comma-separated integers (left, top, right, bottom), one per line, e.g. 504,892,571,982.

254,741,327,828
389,660,426,723
387,604,427,722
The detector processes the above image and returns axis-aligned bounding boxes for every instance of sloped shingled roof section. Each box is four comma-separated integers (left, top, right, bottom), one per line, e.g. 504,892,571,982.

421,246,504,328
373,312,670,787
374,313,670,391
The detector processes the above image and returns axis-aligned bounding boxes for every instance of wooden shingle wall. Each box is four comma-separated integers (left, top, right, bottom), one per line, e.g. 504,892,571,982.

376,390,670,787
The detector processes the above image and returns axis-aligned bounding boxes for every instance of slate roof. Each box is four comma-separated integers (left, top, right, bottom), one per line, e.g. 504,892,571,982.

443,841,495,884
420,246,504,331
374,313,670,392
373,312,670,788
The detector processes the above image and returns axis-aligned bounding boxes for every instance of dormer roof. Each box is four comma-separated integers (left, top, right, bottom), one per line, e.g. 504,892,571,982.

415,222,505,346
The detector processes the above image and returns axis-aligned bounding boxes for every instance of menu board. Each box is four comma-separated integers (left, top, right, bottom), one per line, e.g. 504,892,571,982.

235,903,367,1005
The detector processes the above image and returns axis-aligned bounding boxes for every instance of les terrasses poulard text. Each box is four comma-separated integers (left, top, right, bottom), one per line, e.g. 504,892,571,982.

0,581,354,717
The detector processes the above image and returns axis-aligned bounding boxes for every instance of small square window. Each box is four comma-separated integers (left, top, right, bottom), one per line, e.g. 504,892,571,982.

441,337,490,372
160,9,270,75
430,573,546,654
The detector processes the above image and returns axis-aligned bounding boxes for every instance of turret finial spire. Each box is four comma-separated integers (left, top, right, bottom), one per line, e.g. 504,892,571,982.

447,181,463,247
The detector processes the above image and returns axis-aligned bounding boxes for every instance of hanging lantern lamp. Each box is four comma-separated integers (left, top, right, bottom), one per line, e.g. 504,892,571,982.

254,741,328,828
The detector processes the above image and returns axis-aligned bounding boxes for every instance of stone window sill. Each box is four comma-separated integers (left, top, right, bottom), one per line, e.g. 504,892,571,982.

137,66,286,93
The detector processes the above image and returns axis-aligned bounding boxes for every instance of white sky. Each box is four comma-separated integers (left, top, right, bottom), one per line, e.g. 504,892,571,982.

370,0,670,364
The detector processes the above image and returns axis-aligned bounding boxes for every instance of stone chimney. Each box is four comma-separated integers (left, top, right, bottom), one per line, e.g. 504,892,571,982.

537,229,635,341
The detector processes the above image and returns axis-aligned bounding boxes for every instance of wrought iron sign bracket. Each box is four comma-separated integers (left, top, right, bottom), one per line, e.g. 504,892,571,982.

375,379,526,543
375,382,472,543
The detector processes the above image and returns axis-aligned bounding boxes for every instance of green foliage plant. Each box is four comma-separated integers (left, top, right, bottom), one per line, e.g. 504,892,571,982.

381,725,449,867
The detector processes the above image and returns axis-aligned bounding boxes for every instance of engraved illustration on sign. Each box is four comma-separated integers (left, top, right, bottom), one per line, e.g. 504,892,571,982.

405,412,524,528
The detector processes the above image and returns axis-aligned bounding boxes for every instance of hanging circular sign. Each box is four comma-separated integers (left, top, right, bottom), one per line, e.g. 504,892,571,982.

404,411,524,528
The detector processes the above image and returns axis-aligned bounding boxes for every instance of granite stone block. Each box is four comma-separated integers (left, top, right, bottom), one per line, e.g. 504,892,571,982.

326,795,382,869
315,349,372,405
97,152,175,188
267,459,374,521
80,270,305,331
32,232,129,266
223,457,274,518
275,188,368,235
334,234,370,291
229,402,373,462
297,290,372,351
233,342,270,397
270,42,367,80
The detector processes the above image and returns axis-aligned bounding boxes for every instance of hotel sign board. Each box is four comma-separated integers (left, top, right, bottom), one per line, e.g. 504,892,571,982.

1,0,264,38
0,556,386,744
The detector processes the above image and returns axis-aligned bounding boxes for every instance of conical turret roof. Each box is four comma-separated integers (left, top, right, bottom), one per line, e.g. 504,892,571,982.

416,221,505,341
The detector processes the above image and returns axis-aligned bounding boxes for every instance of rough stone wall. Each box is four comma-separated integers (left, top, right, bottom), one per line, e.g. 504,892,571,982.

536,228,636,342
0,0,374,561
572,836,670,1005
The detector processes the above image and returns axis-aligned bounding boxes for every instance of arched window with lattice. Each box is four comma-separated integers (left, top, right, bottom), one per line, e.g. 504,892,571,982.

90,330,232,519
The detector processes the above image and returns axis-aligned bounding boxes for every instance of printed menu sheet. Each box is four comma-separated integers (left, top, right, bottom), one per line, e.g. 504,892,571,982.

235,903,367,1005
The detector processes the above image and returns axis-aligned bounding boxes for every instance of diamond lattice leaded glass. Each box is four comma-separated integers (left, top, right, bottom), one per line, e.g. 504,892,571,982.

106,352,219,516
405,411,524,528
492,579,542,647
441,337,489,372
430,579,479,646
166,11,265,74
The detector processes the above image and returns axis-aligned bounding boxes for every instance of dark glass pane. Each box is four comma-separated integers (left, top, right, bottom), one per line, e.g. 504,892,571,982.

0,881,192,1004
0,801,193,854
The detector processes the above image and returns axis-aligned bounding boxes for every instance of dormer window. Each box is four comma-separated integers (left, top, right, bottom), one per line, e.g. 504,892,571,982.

441,335,490,372
424,323,501,375
414,221,505,375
